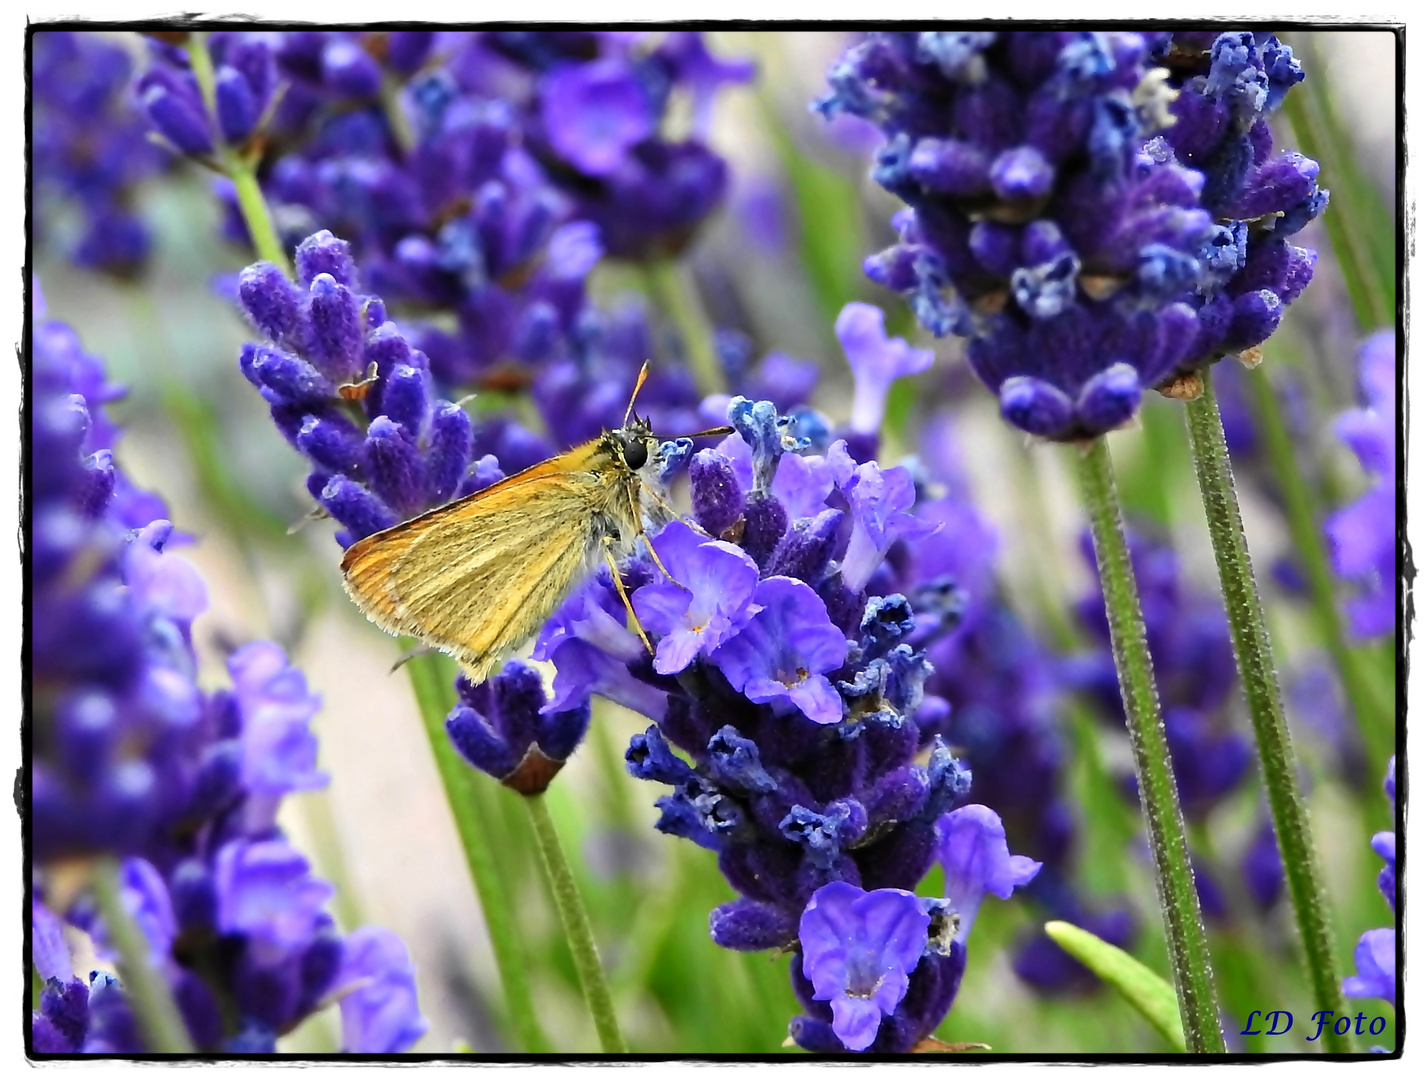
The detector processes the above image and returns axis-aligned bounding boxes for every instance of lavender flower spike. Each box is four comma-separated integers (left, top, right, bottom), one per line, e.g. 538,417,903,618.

799,881,931,1051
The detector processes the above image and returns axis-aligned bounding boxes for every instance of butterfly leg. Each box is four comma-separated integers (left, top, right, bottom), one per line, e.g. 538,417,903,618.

629,484,682,585
602,538,656,656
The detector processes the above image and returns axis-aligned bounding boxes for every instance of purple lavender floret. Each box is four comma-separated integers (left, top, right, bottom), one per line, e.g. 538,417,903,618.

820,31,1324,440
33,32,169,276
1325,331,1396,640
32,291,426,1054
796,882,934,1052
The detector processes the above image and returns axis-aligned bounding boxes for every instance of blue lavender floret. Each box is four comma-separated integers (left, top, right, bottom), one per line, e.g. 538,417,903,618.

33,32,170,275
820,31,1324,441
31,287,427,1054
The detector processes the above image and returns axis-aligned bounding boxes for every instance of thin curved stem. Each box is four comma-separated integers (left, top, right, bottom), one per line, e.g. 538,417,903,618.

524,792,628,1053
185,32,291,275
406,652,552,1053
91,858,195,1053
1073,437,1225,1054
1182,371,1351,1054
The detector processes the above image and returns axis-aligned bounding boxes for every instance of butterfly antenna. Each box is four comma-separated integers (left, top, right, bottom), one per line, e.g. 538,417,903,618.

667,425,735,440
623,361,651,428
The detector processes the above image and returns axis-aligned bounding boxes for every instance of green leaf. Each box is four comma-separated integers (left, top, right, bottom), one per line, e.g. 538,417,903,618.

1043,920,1187,1052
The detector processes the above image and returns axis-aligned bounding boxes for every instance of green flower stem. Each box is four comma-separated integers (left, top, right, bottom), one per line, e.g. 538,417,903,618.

1073,436,1225,1054
524,792,629,1053
1181,371,1350,1054
405,651,552,1053
643,259,725,398
1245,364,1394,768
184,32,291,276
91,857,196,1053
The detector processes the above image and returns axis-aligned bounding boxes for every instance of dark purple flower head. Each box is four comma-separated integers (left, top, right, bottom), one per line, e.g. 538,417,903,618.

446,661,592,794
798,881,930,1051
1325,331,1396,640
823,31,1323,440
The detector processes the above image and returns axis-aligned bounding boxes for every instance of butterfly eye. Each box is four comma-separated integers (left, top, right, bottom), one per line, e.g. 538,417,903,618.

621,437,648,471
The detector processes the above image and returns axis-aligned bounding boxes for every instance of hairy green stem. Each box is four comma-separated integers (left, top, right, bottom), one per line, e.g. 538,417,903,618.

643,260,725,398
184,32,291,275
524,792,628,1053
405,651,552,1053
91,857,196,1053
1182,372,1351,1053
1244,365,1394,769
1073,437,1225,1054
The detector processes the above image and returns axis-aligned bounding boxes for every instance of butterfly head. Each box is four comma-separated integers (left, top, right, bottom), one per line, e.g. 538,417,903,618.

609,415,657,474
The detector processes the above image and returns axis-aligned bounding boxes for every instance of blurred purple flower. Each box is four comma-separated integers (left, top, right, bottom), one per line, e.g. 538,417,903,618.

332,927,430,1052
1325,331,1396,639
1343,928,1395,1004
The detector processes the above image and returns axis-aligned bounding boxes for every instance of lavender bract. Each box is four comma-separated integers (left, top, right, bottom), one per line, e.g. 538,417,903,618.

31,288,426,1054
